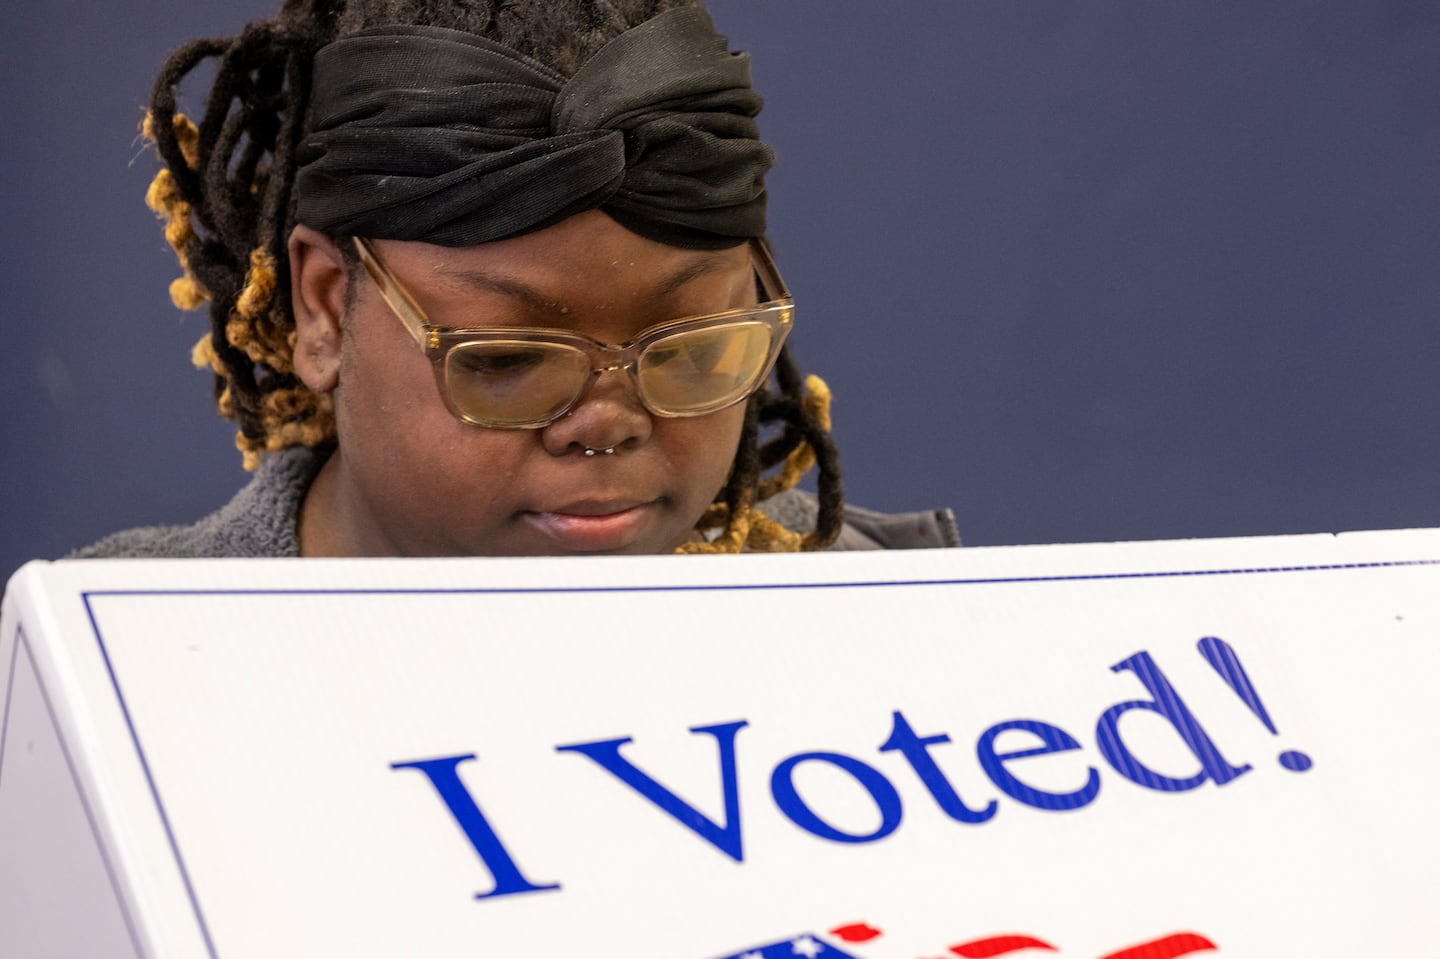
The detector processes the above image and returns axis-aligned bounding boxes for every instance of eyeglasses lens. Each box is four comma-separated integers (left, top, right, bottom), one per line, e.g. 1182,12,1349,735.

638,322,774,414
445,342,589,426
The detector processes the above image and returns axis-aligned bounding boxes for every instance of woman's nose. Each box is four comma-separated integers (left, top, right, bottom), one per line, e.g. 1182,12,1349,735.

538,369,653,457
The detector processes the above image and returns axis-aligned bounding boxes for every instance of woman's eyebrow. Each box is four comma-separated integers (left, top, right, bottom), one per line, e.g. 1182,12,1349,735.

444,270,562,312
654,251,739,297
445,251,740,310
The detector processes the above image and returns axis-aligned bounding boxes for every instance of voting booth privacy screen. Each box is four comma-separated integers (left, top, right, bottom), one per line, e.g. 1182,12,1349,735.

3,530,1439,958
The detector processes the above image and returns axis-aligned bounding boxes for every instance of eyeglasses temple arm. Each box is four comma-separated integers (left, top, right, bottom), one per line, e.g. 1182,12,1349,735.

352,236,433,349
750,237,791,302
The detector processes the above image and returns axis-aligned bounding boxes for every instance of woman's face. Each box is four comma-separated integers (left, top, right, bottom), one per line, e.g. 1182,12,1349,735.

290,210,753,557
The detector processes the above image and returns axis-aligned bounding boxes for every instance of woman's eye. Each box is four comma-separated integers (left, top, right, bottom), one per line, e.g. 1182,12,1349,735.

453,349,547,376
649,335,726,373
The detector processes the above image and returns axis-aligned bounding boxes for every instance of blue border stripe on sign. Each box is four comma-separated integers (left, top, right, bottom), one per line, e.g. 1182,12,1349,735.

82,602,220,959
72,557,1440,602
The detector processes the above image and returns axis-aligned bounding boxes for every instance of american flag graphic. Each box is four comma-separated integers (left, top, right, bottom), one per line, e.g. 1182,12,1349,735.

710,923,1217,959
712,932,866,959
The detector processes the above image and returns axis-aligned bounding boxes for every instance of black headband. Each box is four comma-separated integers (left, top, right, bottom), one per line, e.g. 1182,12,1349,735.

295,7,773,250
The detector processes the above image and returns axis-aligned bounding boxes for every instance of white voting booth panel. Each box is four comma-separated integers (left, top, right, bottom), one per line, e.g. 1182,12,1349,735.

2,530,1439,959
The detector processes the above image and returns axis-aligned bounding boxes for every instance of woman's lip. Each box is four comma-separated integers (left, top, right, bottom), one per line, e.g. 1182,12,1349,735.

541,498,648,517
522,502,657,552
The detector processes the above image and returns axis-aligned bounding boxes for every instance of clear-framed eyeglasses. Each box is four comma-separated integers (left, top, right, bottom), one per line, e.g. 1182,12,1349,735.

352,236,795,430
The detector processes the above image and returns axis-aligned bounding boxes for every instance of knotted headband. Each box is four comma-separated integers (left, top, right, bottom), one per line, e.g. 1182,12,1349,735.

295,7,773,250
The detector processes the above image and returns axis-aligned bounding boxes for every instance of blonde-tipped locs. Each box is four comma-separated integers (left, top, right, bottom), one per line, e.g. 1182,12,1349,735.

144,9,330,469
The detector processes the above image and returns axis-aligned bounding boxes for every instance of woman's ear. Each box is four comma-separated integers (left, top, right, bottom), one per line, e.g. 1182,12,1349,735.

288,225,350,393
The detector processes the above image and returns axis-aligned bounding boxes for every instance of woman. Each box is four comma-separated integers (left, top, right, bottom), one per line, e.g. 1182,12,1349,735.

76,0,958,558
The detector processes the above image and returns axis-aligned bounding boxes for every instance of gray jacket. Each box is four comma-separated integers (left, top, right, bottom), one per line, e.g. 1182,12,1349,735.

71,446,959,558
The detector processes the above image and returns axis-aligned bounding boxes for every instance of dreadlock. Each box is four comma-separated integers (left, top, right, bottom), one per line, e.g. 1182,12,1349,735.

144,0,844,553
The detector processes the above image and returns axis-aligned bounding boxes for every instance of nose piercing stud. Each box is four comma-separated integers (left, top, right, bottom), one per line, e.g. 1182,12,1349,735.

583,447,616,456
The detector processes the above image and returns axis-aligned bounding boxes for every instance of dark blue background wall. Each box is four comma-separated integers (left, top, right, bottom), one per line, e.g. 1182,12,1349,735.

3,1,1437,577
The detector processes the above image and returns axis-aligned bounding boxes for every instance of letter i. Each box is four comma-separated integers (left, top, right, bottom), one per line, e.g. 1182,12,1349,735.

391,754,562,899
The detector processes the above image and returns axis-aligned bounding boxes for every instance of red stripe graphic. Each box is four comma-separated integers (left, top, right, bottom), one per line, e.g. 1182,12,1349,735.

1098,932,1218,959
829,923,883,943
950,935,1060,957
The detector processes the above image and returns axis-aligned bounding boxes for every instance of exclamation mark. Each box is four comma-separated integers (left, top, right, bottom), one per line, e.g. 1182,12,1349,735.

1197,636,1312,772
